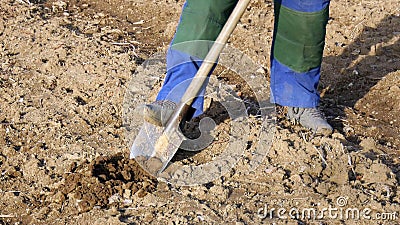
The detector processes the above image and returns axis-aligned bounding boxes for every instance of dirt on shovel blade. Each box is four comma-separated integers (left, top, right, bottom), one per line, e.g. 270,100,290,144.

135,156,163,176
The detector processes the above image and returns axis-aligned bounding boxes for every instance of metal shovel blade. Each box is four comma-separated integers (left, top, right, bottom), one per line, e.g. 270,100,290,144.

130,121,185,176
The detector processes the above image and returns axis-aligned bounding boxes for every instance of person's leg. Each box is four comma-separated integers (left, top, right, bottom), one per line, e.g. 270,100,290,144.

270,0,333,135
149,0,238,125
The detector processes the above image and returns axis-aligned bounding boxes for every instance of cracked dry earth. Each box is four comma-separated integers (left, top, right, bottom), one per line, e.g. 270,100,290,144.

0,0,399,224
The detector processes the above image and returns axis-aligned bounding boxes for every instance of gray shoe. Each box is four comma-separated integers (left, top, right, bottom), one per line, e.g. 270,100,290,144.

287,107,333,136
142,100,177,126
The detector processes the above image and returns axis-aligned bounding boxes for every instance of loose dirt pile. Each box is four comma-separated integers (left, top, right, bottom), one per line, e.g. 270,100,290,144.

0,0,399,224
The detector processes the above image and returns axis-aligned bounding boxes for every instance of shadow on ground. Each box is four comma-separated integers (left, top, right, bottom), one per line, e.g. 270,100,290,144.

322,14,400,184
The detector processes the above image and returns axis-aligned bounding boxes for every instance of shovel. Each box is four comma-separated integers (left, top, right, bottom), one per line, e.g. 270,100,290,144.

130,0,251,176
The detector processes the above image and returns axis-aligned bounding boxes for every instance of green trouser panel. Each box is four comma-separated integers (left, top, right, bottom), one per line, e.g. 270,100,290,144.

273,3,329,72
172,0,238,59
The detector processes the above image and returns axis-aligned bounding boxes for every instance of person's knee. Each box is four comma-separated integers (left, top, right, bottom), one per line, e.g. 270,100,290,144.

184,0,237,25
171,0,238,59
272,0,330,72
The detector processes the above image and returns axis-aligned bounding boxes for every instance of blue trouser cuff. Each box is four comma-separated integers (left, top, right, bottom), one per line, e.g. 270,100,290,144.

156,47,208,118
270,58,320,107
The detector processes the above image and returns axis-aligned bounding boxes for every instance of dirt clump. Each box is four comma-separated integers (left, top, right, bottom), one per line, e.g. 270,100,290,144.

58,153,157,213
